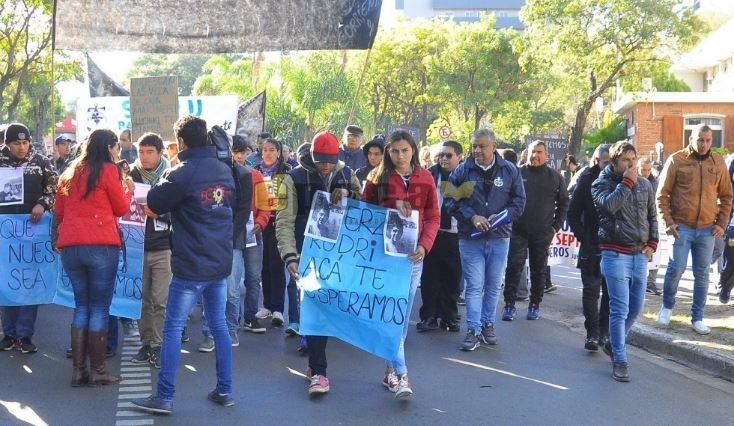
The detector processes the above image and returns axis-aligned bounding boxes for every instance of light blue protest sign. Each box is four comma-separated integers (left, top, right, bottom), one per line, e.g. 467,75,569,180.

299,198,413,361
0,214,58,306
54,223,144,319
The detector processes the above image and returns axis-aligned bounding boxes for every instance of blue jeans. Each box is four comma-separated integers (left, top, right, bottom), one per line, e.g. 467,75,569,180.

243,238,263,321
459,238,510,333
386,263,423,375
662,225,715,322
1,306,38,339
600,250,647,364
157,276,231,402
61,245,119,332
202,249,244,335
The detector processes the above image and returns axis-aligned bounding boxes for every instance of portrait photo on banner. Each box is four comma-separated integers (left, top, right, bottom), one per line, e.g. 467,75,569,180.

0,168,24,206
304,190,346,243
120,196,146,226
384,209,418,257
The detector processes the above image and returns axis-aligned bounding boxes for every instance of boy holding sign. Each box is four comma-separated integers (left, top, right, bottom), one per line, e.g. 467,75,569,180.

275,132,362,396
0,123,57,354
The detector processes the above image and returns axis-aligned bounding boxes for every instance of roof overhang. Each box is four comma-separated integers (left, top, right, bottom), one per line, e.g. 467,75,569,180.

613,92,734,115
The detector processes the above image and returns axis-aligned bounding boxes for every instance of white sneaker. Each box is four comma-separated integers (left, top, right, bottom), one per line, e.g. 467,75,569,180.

692,320,711,335
658,307,672,325
255,308,272,319
272,311,284,327
394,375,413,399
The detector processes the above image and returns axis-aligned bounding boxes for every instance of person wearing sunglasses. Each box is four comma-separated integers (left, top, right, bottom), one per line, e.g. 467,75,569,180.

416,140,464,333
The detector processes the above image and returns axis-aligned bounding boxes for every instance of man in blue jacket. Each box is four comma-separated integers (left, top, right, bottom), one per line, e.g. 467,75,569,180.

133,116,236,414
446,129,526,351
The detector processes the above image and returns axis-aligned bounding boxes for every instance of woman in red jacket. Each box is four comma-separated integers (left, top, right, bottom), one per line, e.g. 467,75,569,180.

56,129,134,387
363,130,440,399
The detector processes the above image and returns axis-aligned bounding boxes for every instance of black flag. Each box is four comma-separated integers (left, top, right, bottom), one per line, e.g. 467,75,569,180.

86,54,130,97
235,91,267,144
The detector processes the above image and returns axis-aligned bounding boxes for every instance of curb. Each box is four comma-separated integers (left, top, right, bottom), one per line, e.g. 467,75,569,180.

628,323,734,383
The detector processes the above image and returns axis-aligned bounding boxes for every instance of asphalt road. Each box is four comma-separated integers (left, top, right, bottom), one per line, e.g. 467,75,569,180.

1,271,732,426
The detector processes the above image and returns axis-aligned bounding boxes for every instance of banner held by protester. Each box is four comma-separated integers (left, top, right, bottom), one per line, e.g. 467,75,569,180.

0,215,58,306
299,197,412,361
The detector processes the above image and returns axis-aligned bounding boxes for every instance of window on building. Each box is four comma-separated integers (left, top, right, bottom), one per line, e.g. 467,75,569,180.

395,0,404,10
497,11,509,17
684,117,724,147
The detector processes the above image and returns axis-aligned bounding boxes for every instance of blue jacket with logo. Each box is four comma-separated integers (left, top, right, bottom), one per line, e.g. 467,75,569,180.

446,153,526,239
147,145,236,281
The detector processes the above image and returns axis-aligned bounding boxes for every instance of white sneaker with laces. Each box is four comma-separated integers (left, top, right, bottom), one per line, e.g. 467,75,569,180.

692,320,711,335
657,307,672,325
394,375,413,399
272,311,284,327
255,308,272,319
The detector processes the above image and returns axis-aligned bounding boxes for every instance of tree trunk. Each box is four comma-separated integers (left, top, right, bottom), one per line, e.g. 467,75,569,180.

568,99,594,156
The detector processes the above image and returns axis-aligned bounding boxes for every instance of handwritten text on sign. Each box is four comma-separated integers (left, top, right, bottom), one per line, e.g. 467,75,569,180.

0,214,144,319
298,198,412,361
0,215,58,305
130,76,179,142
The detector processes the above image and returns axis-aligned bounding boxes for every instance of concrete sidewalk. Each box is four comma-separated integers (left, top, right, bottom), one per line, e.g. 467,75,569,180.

544,237,733,382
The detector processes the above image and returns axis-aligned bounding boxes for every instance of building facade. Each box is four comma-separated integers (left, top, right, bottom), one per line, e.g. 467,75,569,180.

613,92,734,160
393,0,525,29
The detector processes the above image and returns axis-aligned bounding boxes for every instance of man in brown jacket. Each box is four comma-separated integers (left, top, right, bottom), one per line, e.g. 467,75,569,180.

656,124,733,335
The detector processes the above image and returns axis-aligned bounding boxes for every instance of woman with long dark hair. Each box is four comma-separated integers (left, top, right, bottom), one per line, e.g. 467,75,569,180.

363,130,439,398
56,129,134,387
253,138,295,330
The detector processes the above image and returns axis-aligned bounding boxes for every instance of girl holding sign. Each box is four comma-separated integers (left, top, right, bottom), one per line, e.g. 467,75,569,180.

56,129,135,387
363,130,440,399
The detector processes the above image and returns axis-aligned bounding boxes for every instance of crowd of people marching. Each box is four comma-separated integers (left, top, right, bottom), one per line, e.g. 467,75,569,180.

1,118,732,415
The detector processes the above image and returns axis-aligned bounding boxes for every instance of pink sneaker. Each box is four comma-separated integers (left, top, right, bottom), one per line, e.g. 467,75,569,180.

395,375,413,399
383,371,399,393
308,375,330,395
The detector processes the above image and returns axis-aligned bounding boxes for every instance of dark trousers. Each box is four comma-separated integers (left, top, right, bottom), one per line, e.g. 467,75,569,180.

419,232,461,321
719,243,734,295
307,335,329,376
1,305,38,339
580,258,609,339
261,224,286,313
504,229,553,305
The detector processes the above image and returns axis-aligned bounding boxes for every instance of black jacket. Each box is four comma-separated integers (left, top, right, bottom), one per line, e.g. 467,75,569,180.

130,166,171,252
591,165,659,251
231,163,253,251
515,164,569,237
0,146,57,215
147,146,235,281
567,164,602,263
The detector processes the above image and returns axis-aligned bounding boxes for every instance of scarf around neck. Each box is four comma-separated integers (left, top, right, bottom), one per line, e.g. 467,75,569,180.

133,157,170,185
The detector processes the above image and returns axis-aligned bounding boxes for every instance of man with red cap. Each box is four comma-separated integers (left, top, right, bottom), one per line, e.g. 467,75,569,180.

275,131,362,396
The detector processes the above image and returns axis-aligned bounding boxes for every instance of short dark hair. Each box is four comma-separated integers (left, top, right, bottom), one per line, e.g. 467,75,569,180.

174,115,208,148
567,155,578,166
137,132,164,152
609,141,636,165
528,140,547,152
500,148,518,164
442,140,463,155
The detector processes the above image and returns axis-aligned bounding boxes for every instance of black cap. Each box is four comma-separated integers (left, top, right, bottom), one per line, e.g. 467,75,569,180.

55,135,73,145
4,123,31,144
345,125,363,136
362,134,385,157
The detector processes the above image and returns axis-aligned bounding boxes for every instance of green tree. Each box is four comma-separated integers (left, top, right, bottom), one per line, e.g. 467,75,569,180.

1,0,81,141
523,0,704,155
127,54,214,95
192,55,255,98
429,17,525,132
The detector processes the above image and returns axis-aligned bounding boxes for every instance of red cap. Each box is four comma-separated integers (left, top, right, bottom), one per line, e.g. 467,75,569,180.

311,131,339,163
